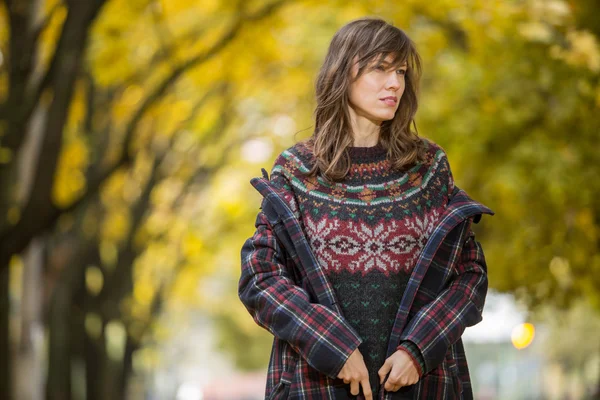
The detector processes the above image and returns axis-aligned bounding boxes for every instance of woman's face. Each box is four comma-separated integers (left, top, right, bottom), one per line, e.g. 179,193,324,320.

347,54,407,125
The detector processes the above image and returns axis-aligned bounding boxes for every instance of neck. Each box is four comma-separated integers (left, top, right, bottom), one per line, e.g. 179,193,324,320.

353,135,379,147
348,105,381,146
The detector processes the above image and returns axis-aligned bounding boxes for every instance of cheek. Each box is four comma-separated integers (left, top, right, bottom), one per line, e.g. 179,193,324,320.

353,82,370,101
359,79,380,98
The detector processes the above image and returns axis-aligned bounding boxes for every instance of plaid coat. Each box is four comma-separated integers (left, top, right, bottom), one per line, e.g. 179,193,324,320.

239,168,494,399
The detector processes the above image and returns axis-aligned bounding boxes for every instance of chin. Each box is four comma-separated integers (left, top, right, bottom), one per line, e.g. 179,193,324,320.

376,112,396,121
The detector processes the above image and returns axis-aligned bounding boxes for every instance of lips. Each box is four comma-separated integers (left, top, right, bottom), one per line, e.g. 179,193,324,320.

381,97,397,106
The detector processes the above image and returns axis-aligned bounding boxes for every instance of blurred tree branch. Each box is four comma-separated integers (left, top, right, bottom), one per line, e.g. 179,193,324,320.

0,0,290,273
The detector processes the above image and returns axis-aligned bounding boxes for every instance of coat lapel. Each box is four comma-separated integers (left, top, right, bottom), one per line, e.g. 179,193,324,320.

250,171,341,314
386,187,494,356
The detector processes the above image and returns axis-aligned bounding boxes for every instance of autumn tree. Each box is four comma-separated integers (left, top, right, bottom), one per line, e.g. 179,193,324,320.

0,0,291,399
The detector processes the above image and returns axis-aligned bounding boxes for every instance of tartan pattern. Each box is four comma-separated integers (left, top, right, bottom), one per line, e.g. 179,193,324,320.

239,168,494,399
239,200,362,381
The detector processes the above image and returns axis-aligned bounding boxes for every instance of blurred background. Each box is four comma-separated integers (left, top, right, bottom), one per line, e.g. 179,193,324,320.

0,0,599,399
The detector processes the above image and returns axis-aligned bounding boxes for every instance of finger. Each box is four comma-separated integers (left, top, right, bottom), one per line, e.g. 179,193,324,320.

384,380,393,392
378,359,392,384
383,367,399,390
350,380,359,396
361,378,373,400
384,378,400,392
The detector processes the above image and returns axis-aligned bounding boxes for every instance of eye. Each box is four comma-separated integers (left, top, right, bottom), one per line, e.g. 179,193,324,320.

397,69,407,75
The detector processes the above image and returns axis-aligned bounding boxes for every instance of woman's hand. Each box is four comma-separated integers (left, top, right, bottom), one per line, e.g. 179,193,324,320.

377,349,420,392
337,348,373,400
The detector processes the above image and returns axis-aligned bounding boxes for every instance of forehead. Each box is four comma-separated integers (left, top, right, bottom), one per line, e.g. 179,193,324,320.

384,54,407,66
372,53,407,67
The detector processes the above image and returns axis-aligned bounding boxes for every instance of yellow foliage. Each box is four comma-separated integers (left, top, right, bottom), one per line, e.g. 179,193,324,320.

0,145,11,164
133,347,160,371
528,0,571,26
0,5,7,42
157,99,193,135
99,241,118,269
90,0,160,85
82,207,99,239
575,208,598,242
85,266,104,296
6,206,20,225
8,255,23,302
170,264,202,305
112,85,145,122
181,231,204,259
133,279,155,308
38,3,67,71
101,207,130,243
105,320,127,361
518,21,553,43
100,169,127,205
550,30,600,72
85,313,103,340
67,81,88,129
210,169,248,219
53,134,89,207
549,256,572,289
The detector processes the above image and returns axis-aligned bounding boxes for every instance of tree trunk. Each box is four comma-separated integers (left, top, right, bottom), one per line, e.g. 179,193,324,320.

45,282,72,400
69,267,87,400
84,327,106,400
117,336,137,400
15,237,45,400
0,265,12,400
14,0,48,390
595,346,600,399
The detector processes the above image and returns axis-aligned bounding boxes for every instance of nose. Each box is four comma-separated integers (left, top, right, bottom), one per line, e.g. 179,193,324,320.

385,72,402,91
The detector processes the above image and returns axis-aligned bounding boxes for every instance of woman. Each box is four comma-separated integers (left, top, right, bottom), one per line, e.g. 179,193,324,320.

239,17,493,400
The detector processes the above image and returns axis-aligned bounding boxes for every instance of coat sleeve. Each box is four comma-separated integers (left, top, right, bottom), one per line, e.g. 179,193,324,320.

238,185,363,379
397,220,488,374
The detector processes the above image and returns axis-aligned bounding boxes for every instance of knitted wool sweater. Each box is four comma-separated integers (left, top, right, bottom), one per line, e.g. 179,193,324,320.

269,137,455,395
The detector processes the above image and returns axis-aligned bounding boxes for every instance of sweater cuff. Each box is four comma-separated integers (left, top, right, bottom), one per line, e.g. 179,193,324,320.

396,341,425,377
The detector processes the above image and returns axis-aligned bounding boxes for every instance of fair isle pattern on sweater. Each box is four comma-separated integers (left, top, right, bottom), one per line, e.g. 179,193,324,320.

303,210,441,275
269,137,455,396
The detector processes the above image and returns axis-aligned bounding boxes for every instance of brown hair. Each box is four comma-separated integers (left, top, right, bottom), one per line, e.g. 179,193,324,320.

300,16,426,183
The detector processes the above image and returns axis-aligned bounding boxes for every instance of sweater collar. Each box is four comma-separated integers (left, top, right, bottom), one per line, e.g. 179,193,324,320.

347,143,387,162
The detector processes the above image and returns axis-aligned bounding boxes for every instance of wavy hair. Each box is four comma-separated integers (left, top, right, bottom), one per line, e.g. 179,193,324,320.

300,17,426,183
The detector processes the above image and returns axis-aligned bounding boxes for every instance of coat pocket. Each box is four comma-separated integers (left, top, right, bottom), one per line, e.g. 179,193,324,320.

444,351,463,396
269,341,299,400
268,369,294,400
